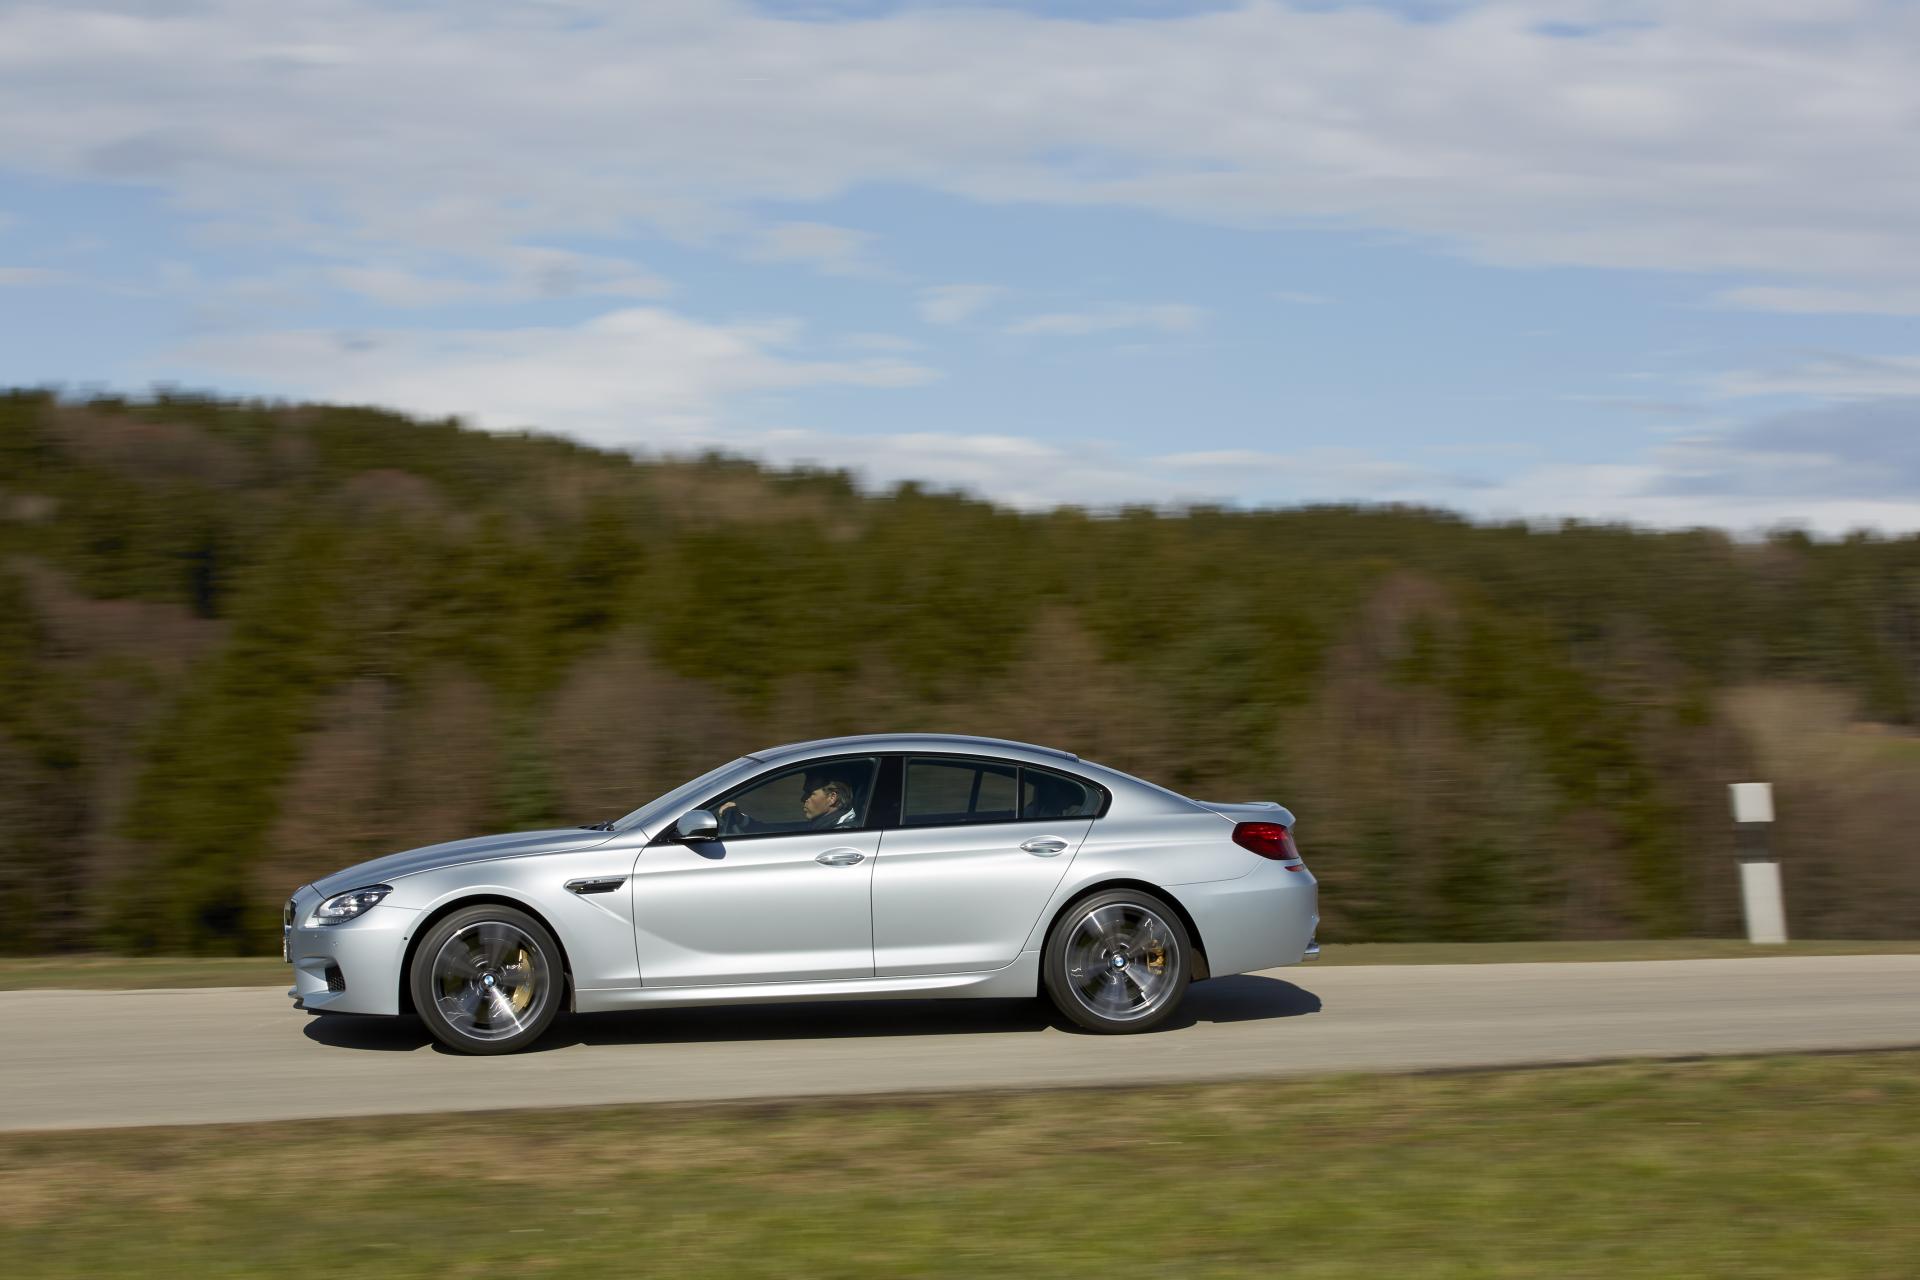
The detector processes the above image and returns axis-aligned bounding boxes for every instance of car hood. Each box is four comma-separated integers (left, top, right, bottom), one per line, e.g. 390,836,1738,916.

311,828,616,897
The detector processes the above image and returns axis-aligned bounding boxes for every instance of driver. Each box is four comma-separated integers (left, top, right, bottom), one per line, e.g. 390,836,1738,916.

718,776,858,833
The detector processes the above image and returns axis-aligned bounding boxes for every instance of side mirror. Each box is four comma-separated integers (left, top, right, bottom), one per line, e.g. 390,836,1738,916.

677,809,720,842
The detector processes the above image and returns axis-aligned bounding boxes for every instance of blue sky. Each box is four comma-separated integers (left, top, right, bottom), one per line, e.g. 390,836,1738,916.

3,0,1919,530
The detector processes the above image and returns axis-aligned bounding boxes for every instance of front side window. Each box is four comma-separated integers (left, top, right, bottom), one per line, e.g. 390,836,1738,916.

903,758,1017,826
707,756,880,837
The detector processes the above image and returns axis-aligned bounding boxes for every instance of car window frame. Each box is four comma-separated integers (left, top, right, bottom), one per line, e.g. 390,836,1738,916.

891,752,1112,831
656,753,888,844
1017,760,1113,824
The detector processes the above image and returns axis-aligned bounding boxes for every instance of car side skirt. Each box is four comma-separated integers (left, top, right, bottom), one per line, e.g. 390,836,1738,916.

572,950,1042,1013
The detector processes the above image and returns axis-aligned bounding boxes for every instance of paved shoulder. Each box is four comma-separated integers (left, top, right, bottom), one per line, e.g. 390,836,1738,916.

3,956,1916,1132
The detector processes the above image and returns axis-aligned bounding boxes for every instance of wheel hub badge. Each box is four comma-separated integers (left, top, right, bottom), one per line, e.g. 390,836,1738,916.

1110,954,1127,971
482,973,497,987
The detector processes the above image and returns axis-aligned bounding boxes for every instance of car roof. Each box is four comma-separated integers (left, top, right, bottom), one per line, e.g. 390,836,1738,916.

745,733,1080,766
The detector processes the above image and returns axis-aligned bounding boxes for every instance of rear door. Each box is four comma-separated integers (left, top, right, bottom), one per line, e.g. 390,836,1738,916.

871,756,1099,977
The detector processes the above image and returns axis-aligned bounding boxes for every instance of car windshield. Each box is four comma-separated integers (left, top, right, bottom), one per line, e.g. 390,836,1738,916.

609,757,752,834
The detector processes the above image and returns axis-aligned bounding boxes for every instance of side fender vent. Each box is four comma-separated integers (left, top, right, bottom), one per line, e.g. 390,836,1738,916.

566,877,627,896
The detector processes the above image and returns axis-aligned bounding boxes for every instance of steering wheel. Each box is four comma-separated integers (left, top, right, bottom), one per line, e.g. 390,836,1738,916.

719,804,748,835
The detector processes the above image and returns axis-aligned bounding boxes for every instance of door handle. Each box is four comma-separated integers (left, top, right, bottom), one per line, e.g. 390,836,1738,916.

815,849,866,866
1020,837,1069,856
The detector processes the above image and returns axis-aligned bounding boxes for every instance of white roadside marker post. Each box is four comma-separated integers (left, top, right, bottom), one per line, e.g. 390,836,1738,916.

1730,782,1787,945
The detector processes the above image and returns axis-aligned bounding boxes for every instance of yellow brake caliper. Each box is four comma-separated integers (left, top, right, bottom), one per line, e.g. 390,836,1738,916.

509,946,535,1012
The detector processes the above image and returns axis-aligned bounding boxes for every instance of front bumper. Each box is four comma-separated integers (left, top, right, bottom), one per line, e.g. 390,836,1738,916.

284,885,418,1015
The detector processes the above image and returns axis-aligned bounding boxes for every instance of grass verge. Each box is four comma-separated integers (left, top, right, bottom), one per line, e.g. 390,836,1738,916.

0,956,288,991
1313,938,1920,965
4,940,1918,990
2,1052,1916,1278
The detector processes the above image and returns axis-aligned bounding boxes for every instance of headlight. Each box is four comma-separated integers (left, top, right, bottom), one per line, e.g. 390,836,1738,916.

307,884,393,926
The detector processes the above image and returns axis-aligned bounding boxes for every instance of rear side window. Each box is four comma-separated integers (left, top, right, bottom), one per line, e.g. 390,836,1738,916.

903,758,1016,826
1020,766,1103,820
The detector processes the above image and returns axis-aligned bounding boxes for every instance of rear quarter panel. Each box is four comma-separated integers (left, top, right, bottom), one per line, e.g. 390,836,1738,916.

1020,812,1248,949
1019,811,1317,976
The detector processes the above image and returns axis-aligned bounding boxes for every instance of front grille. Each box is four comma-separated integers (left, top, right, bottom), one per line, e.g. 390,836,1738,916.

284,899,296,929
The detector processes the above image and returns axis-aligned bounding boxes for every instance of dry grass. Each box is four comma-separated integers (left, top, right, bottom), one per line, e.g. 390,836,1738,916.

2,1054,1916,1277
1313,939,1920,965
0,956,289,990
1724,683,1920,937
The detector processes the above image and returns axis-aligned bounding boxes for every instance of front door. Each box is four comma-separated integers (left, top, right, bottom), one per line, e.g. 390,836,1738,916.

632,829,879,986
632,755,883,987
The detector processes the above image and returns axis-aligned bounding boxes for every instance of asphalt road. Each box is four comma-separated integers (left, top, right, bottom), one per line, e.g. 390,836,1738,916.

4,955,1917,1132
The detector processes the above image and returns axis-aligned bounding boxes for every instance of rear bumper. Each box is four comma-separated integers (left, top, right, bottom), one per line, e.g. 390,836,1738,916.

284,887,417,1015
1171,859,1318,976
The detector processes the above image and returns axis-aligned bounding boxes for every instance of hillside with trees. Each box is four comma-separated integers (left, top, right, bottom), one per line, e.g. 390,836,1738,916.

2,389,1917,954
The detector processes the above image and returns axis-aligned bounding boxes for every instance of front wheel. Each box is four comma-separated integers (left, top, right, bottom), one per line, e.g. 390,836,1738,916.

409,905,565,1055
1043,889,1192,1033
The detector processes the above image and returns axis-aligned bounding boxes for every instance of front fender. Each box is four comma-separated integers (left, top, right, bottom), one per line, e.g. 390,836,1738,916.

390,840,650,994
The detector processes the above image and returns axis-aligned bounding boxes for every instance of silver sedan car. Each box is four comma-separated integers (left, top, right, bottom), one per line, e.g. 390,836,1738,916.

285,734,1319,1054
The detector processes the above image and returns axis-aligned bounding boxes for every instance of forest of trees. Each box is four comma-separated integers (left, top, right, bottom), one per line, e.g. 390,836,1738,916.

1,389,1917,955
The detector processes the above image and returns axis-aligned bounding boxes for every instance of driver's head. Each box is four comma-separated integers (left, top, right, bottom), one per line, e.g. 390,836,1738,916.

801,777,853,820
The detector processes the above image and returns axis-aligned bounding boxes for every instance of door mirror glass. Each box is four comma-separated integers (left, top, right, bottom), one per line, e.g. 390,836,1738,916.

677,809,720,842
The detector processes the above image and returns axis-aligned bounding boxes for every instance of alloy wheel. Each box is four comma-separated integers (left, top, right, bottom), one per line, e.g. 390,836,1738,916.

1061,902,1181,1023
429,921,551,1043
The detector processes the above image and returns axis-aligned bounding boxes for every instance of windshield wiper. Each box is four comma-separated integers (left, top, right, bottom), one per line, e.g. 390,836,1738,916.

578,819,617,831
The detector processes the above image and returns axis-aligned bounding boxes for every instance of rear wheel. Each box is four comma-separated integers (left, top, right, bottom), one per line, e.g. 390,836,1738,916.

409,905,564,1055
1043,888,1191,1033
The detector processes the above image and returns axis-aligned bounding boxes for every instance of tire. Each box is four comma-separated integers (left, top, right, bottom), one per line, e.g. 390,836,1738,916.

1042,888,1192,1033
409,904,565,1055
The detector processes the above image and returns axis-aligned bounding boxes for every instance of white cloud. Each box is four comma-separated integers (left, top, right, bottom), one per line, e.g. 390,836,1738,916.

1711,286,1920,317
842,331,923,352
1643,399,1920,502
750,428,1135,509
671,422,1920,534
325,248,668,307
3,1,1919,290
496,247,668,301
145,304,1920,530
710,431,1483,512
1716,354,1920,399
917,284,1005,326
0,266,60,286
322,266,482,309
1006,303,1204,337
746,221,884,276
727,393,1920,532
16,1,1920,534
1151,446,1490,495
165,306,938,445
1458,463,1920,536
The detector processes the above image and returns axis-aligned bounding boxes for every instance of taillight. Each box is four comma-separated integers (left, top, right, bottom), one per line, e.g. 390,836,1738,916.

1232,821,1307,869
